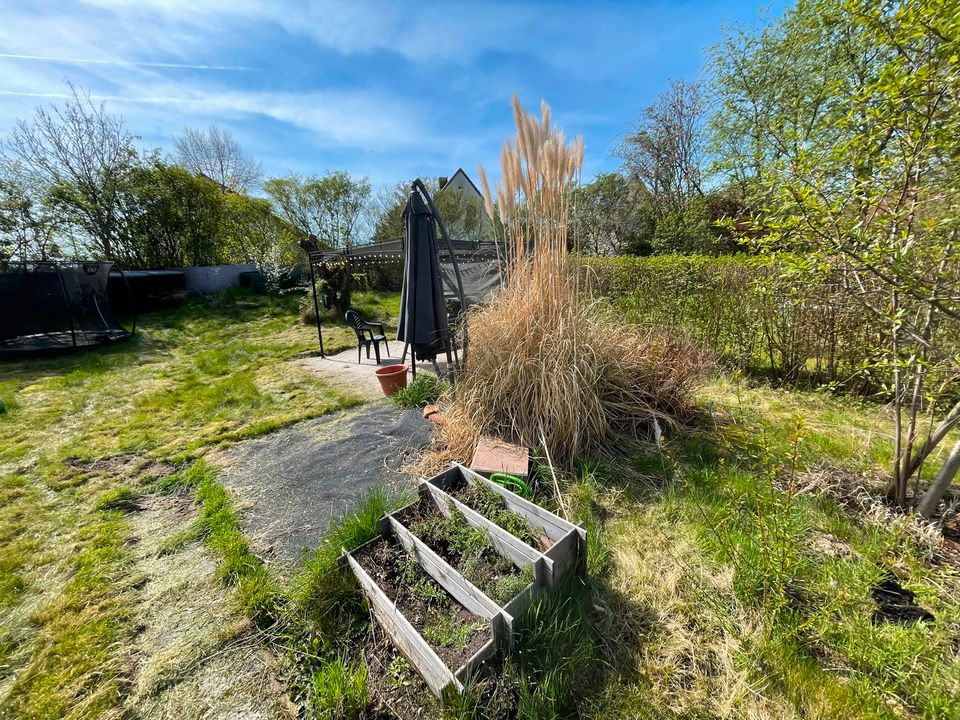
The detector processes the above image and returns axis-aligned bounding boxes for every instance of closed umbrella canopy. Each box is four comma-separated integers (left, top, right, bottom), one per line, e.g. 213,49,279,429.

398,187,450,363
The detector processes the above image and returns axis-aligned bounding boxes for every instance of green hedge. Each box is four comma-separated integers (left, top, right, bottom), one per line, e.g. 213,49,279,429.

584,255,884,388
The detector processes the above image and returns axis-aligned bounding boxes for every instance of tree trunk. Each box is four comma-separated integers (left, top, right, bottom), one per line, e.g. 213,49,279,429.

916,437,960,519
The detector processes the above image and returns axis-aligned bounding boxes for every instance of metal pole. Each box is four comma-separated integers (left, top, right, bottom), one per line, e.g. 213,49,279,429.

54,261,78,348
307,254,325,358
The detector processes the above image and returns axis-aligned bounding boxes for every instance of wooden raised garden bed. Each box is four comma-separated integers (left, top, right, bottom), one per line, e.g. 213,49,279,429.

344,535,500,696
427,463,586,587
342,462,586,697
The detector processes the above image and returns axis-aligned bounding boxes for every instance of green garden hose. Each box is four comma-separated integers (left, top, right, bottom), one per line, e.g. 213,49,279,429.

489,472,531,498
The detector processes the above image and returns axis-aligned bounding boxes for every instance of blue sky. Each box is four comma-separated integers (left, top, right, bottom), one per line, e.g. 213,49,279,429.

0,1,784,191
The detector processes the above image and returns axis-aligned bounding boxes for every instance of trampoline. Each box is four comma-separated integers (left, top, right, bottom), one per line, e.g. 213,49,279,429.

0,260,136,356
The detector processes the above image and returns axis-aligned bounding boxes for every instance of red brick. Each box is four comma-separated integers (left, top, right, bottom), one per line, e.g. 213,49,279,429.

470,436,530,479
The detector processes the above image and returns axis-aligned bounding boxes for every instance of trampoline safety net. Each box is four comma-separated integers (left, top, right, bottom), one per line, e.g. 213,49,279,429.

0,260,133,355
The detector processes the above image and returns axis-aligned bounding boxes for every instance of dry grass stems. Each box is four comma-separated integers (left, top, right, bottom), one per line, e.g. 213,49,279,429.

432,95,708,468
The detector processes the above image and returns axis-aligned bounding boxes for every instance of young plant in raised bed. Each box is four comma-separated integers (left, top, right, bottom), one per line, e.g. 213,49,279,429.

454,481,548,550
423,612,486,649
387,655,414,690
408,504,533,606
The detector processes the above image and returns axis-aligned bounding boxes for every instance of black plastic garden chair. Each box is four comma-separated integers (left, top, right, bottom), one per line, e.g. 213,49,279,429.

345,310,390,364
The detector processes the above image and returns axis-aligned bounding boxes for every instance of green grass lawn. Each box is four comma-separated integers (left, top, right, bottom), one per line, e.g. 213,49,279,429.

1,289,957,720
0,288,398,719
570,379,960,720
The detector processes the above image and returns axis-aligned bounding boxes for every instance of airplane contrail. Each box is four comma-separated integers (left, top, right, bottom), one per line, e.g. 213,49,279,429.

0,53,251,71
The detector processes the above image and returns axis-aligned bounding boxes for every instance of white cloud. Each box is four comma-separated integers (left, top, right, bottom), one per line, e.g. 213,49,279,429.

0,53,251,71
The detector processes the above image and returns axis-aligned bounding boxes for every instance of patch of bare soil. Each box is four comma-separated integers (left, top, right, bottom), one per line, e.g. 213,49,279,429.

123,495,293,720
61,455,177,493
353,540,489,673
362,630,516,720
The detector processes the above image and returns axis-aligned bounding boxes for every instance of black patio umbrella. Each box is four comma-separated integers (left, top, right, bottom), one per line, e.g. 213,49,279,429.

398,181,461,378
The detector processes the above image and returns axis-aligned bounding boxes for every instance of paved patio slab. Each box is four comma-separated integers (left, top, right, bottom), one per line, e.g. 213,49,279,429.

295,347,452,400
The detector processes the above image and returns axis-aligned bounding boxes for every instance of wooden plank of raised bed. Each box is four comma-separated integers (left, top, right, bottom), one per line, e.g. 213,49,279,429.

420,481,552,586
384,515,502,623
455,637,498,684
344,551,461,697
456,463,580,543
544,529,580,586
503,582,537,621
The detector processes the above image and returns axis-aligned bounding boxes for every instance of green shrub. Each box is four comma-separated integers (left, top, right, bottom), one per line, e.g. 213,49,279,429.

584,254,889,389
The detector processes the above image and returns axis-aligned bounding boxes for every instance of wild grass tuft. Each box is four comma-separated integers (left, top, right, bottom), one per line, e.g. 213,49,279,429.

94,484,139,512
390,373,447,409
513,578,601,719
292,484,412,648
308,656,367,719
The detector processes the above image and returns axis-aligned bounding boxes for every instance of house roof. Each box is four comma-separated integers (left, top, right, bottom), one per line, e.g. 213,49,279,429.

439,167,484,200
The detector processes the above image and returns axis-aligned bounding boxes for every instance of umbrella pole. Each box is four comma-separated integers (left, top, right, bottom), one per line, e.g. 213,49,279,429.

308,256,325,358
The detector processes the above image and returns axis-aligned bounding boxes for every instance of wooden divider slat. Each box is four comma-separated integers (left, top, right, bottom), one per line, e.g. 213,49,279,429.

344,550,460,696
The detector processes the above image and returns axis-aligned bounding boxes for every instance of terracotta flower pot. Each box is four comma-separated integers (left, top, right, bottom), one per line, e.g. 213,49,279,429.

374,365,408,396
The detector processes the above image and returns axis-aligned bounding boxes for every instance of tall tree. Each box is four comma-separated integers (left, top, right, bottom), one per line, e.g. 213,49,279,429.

220,194,300,270
173,125,261,193
263,171,371,250
370,176,491,245
618,79,709,252
712,0,960,510
569,172,650,255
124,162,225,268
3,81,140,260
0,161,59,261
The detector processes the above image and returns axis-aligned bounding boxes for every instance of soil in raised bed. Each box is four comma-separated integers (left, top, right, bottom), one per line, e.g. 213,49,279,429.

363,627,437,720
445,476,551,552
365,628,517,720
353,539,489,673
396,498,533,606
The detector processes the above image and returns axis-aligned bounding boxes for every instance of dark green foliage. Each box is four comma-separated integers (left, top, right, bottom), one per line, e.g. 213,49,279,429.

390,374,446,409
124,161,225,268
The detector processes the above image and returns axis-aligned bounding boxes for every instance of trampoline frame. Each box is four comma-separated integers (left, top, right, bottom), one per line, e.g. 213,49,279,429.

0,259,137,356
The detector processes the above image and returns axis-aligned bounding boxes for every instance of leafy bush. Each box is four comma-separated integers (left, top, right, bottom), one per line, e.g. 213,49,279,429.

585,254,892,389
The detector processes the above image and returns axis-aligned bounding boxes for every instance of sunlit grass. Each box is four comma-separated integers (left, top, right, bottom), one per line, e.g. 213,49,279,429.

0,288,395,718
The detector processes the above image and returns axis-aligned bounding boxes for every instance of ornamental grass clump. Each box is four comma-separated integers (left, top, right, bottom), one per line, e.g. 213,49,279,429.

450,96,707,468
